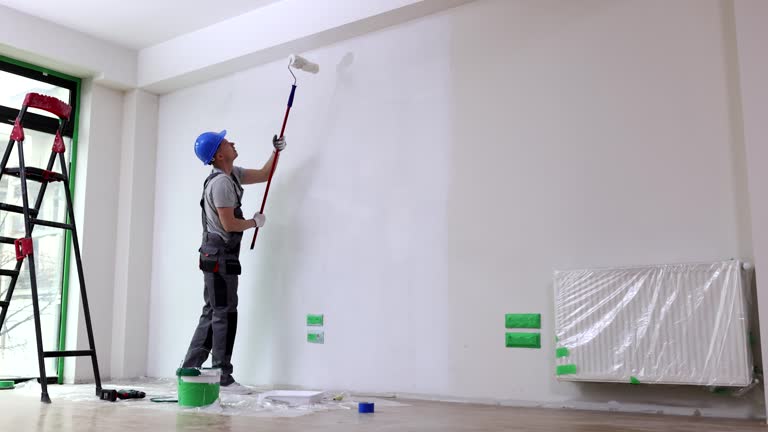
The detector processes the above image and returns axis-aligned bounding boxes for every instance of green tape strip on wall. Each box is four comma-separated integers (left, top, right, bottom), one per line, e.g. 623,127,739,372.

307,314,324,326
505,332,541,348
505,313,541,329
630,376,640,385
556,347,569,358
556,364,577,375
307,331,324,344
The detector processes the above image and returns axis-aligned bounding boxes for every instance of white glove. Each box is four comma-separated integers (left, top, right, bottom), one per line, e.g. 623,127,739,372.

273,135,286,152
252,213,266,228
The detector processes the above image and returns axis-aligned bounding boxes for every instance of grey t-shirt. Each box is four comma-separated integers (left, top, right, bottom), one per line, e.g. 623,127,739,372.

202,166,244,243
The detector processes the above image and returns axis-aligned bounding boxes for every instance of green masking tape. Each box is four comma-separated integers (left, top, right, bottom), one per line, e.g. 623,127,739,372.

0,381,15,390
505,314,541,329
505,332,540,348
308,331,324,344
630,376,640,385
556,347,570,358
307,314,324,326
556,364,577,375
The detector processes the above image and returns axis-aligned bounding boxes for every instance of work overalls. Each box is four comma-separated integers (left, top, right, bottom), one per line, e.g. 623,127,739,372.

182,171,245,386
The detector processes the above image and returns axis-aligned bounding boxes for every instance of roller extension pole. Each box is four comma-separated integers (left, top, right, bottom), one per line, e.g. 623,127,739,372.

250,54,318,250
250,84,295,249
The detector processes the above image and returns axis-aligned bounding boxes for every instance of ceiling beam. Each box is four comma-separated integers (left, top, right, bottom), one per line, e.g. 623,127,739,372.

138,0,474,94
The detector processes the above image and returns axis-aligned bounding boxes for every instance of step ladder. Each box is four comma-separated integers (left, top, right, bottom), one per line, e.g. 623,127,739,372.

0,93,102,403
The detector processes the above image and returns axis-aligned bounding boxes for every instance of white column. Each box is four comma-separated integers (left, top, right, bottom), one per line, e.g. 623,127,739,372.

110,89,158,378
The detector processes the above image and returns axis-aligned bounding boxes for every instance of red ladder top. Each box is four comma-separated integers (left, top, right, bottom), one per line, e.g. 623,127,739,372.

23,93,71,120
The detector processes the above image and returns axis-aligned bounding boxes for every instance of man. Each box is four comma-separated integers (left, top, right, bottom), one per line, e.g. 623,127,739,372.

183,129,286,394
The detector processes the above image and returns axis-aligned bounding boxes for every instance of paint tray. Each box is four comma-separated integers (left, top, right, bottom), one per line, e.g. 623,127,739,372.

257,390,324,406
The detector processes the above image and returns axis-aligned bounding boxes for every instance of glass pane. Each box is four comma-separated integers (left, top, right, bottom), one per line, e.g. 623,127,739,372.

0,123,71,377
0,71,71,119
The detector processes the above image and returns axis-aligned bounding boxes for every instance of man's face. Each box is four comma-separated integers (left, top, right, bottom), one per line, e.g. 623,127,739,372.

216,138,238,163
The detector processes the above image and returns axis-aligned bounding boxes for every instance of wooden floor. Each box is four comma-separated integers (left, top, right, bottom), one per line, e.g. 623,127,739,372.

2,390,765,431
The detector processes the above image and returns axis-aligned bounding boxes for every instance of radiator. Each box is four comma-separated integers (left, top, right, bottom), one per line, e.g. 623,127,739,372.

553,260,754,386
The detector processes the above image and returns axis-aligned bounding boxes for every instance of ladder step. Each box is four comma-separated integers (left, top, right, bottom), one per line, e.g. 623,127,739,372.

0,236,16,244
0,203,39,217
0,269,19,277
43,350,94,358
3,167,65,183
30,219,72,230
0,301,8,308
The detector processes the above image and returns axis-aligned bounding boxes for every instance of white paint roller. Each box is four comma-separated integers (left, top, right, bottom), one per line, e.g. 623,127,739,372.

289,54,319,74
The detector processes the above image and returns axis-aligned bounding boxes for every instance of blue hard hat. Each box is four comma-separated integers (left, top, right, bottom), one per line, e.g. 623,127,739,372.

194,130,227,165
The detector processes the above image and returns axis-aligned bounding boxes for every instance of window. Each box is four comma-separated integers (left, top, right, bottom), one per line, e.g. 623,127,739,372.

0,57,79,379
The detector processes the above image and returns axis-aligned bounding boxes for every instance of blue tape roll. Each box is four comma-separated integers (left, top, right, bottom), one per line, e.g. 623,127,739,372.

358,402,375,413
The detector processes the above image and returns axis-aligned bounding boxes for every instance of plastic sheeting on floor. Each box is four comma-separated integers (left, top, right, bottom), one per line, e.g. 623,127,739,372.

12,378,407,418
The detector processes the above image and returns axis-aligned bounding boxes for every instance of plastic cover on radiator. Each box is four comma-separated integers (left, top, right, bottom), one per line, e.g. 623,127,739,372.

553,260,754,387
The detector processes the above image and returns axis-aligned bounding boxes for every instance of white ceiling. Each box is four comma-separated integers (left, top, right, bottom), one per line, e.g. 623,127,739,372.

0,0,281,50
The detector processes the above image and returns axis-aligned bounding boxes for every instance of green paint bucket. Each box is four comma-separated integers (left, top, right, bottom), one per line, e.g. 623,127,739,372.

0,381,14,390
176,367,220,407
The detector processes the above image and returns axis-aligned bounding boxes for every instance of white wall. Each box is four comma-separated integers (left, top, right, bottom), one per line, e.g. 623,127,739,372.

148,0,760,417
63,81,124,382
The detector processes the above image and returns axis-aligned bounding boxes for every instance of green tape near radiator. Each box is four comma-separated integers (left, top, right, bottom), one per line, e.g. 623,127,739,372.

505,332,540,348
556,347,569,358
630,376,640,385
505,314,541,329
556,364,577,375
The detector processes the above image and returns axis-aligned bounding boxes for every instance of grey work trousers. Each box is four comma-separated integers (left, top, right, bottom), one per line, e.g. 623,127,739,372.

182,267,239,386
